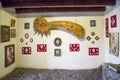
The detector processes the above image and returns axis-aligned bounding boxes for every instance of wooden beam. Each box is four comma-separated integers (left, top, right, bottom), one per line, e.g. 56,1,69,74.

1,0,116,8
16,7,106,13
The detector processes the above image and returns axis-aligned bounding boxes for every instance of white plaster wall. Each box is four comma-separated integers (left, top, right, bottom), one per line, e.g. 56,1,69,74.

105,5,120,64
17,16,104,69
0,9,17,78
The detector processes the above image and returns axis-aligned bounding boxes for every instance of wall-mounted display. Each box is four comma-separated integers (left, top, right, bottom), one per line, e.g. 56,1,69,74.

25,33,29,39
30,38,33,43
11,29,16,38
105,18,109,37
20,38,24,42
54,49,61,56
111,15,117,28
20,33,33,45
10,19,15,27
109,32,119,57
33,17,85,39
69,44,80,52
95,36,100,41
24,23,30,29
91,32,95,36
90,20,96,27
89,47,99,56
54,37,62,47
5,44,15,67
37,44,47,52
86,32,100,44
1,25,10,42
22,47,31,54
26,42,28,45
92,41,95,44
86,36,91,41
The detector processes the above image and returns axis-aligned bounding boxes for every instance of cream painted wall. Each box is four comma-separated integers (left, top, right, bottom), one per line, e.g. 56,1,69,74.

17,16,104,69
105,5,120,64
0,9,17,78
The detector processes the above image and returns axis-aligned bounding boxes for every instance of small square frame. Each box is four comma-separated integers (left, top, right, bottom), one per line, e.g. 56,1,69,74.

11,19,15,27
54,49,61,56
24,23,30,29
90,20,96,27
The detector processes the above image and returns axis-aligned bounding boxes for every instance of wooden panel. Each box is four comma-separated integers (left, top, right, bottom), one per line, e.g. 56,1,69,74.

16,7,105,13
1,0,116,8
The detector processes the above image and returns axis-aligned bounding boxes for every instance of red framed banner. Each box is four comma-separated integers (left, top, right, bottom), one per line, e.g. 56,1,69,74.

105,18,109,37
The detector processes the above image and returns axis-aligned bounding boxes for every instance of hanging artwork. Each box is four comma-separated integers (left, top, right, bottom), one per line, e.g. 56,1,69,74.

33,17,85,39
105,18,109,37
86,36,91,41
86,32,100,44
25,33,29,39
10,19,15,27
37,44,47,52
109,32,119,57
54,37,62,47
24,23,30,29
22,47,31,54
20,33,33,45
91,32,95,36
5,44,15,67
111,15,117,28
20,38,24,42
89,47,99,56
69,44,80,52
90,20,96,27
54,49,61,56
95,36,100,41
11,29,16,38
30,38,33,43
0,25,10,42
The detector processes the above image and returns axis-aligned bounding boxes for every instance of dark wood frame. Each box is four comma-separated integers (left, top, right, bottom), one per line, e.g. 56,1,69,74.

90,20,96,27
5,44,15,67
24,23,30,29
54,49,61,56
54,37,62,47
11,29,16,38
1,25,10,42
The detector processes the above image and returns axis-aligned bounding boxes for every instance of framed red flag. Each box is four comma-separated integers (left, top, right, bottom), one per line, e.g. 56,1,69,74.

111,15,117,28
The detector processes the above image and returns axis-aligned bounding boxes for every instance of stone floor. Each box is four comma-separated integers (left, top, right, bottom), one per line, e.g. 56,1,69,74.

0,67,102,80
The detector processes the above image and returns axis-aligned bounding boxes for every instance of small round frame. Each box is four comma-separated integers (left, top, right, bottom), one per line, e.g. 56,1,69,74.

54,37,62,47
20,38,24,42
25,33,29,39
30,38,33,42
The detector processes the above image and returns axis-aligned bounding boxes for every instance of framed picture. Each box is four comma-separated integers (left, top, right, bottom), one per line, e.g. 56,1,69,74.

5,44,15,67
10,19,15,27
25,33,29,39
111,15,117,28
69,44,80,52
54,37,62,47
90,20,96,27
11,29,16,38
22,47,31,54
0,25,10,42
105,18,109,37
54,49,61,56
24,23,30,29
37,44,47,52
109,32,119,57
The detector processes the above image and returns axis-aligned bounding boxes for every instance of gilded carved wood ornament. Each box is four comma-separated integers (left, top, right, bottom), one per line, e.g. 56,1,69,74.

33,17,85,39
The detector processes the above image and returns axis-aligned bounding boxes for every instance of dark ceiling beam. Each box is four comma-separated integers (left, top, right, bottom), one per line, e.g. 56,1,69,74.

1,0,116,8
16,7,106,13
